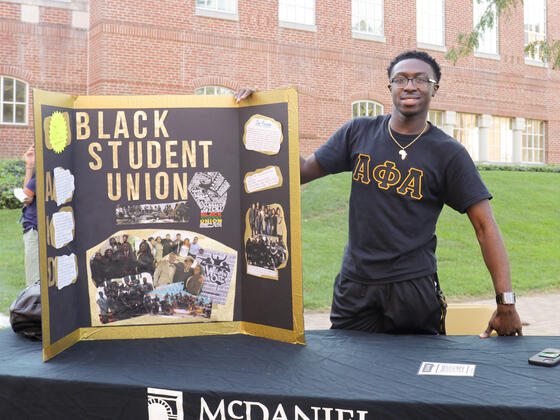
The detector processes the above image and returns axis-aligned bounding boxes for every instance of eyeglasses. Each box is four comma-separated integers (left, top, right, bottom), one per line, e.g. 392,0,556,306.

390,77,438,88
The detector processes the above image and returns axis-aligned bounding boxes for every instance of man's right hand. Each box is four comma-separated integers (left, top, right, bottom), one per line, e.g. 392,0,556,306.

234,88,255,103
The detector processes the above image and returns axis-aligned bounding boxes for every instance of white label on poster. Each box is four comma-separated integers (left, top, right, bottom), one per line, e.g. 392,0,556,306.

57,254,77,289
245,166,281,193
245,116,282,154
52,210,74,249
417,362,476,376
54,167,75,206
247,264,278,280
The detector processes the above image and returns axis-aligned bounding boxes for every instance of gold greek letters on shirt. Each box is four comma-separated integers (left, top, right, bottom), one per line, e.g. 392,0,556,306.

354,155,423,200
397,168,423,199
372,161,401,190
353,154,371,184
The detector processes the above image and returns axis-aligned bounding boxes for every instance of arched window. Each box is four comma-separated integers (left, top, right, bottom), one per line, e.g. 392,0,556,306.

194,86,234,95
352,100,383,118
1,76,28,125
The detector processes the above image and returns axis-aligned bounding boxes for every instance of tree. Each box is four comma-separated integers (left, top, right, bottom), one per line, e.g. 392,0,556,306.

446,0,559,69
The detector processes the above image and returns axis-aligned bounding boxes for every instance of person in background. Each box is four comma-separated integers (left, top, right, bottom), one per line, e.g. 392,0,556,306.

22,144,39,287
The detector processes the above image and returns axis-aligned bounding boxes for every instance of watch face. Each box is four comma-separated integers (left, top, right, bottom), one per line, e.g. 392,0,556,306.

498,292,515,304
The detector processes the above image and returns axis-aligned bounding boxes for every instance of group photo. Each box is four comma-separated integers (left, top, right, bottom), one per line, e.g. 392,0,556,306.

88,231,221,324
115,201,189,225
245,202,288,276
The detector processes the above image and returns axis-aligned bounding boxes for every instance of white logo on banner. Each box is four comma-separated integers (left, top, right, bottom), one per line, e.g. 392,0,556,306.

147,387,184,420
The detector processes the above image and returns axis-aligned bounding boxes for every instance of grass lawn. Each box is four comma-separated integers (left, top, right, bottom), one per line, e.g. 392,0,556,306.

0,209,26,316
302,171,560,309
0,171,558,315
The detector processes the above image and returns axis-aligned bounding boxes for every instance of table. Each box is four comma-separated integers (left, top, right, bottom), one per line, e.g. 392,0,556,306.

0,329,559,419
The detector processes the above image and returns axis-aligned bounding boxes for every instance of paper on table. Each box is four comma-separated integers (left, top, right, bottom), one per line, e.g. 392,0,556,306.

56,254,77,289
13,188,27,203
244,166,282,193
54,167,75,206
243,115,283,155
417,362,476,376
52,210,74,249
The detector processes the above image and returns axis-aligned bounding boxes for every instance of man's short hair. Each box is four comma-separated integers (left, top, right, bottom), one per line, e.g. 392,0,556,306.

387,50,442,83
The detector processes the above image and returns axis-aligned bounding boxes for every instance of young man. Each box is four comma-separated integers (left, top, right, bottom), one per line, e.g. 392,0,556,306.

235,50,522,337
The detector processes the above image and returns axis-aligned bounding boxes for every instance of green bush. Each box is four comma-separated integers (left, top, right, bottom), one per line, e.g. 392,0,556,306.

477,163,560,173
0,159,26,209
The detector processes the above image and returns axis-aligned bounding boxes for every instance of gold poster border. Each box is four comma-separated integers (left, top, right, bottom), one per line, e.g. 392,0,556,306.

34,88,305,360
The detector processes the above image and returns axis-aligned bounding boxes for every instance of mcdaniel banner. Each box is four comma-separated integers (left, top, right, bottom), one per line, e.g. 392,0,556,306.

33,89,304,360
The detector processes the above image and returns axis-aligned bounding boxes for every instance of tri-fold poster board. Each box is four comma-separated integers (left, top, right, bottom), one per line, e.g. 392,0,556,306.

33,88,305,360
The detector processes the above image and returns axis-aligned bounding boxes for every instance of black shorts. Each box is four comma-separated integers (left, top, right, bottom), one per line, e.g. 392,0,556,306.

330,273,446,335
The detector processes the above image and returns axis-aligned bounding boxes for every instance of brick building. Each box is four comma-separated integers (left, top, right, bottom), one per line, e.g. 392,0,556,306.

1,0,558,164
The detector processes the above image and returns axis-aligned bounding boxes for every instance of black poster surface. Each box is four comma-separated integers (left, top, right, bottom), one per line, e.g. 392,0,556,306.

33,89,304,360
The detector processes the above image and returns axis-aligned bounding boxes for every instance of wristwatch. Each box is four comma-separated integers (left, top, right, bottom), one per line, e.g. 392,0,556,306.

496,291,516,305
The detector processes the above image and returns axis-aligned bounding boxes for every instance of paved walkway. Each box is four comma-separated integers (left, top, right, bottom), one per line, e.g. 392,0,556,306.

304,293,560,335
2,294,557,335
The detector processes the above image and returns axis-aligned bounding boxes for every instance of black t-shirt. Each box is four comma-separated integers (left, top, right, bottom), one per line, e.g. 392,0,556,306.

314,114,492,283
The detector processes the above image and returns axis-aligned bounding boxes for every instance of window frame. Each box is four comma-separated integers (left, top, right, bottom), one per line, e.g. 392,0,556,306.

453,112,479,161
488,116,513,163
522,119,546,164
352,0,385,43
524,0,546,65
279,0,317,32
195,0,239,21
473,0,499,58
427,110,444,129
416,0,446,51
0,76,28,126
194,86,235,95
351,100,384,119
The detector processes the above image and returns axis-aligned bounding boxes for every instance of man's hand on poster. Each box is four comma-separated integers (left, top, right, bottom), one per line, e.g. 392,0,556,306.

234,88,256,103
480,305,523,338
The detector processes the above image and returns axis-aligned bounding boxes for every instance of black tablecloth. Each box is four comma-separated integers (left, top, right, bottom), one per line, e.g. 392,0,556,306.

0,328,559,419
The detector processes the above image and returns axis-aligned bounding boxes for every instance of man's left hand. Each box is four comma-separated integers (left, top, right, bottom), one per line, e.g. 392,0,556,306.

480,305,523,338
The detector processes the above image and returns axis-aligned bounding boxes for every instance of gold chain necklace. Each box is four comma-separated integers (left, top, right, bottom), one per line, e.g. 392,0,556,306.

388,118,428,160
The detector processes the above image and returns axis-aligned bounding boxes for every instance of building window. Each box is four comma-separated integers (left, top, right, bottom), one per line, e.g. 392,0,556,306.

196,0,236,14
279,0,315,26
1,76,27,125
194,86,234,95
352,100,383,118
417,0,444,47
523,119,545,163
454,113,479,160
352,0,384,38
473,0,498,55
489,116,512,162
428,110,444,129
524,0,546,62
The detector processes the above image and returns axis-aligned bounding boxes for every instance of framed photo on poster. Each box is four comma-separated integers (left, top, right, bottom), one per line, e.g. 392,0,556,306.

33,89,304,360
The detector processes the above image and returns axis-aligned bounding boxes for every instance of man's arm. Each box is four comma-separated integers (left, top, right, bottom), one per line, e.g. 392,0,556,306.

466,199,522,337
23,144,35,204
300,153,328,184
